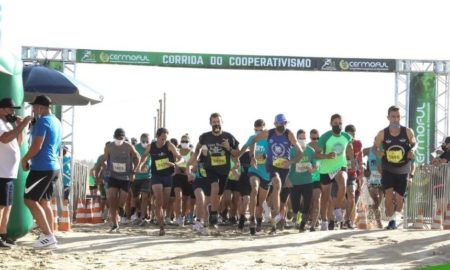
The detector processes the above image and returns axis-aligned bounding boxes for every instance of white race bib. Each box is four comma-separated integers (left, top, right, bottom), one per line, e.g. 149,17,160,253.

112,162,126,173
295,162,311,173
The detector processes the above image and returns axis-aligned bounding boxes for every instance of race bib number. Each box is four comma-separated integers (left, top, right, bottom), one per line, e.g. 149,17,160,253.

369,171,382,185
256,155,266,165
112,162,126,173
155,158,170,171
386,150,403,163
273,158,288,169
296,162,311,173
211,155,226,166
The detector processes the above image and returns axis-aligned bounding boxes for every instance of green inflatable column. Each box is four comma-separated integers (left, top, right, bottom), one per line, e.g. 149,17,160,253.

0,46,34,240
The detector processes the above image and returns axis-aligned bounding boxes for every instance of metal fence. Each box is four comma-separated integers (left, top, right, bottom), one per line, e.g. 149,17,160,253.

404,164,450,229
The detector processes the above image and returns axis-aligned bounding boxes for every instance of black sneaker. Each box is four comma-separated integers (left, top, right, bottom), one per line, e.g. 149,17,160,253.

256,218,262,232
0,240,12,249
346,220,354,229
299,221,306,232
229,216,237,225
238,216,245,230
249,217,256,235
309,227,316,232
386,220,397,230
328,220,335,230
159,226,165,236
109,224,119,233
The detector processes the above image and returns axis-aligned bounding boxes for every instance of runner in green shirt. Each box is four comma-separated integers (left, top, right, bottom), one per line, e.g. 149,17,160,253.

314,114,354,231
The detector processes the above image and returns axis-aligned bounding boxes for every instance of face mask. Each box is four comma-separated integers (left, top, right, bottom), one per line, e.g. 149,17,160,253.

114,139,124,146
255,130,261,135
5,114,17,123
181,143,190,149
212,124,221,133
276,126,285,133
298,139,307,147
389,123,401,129
332,125,342,134
141,142,148,148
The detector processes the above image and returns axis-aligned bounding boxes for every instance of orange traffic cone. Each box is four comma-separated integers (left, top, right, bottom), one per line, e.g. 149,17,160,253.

443,204,450,230
59,199,72,232
85,198,94,224
51,197,58,232
431,209,443,230
357,206,368,230
413,208,424,229
75,197,87,224
92,197,104,224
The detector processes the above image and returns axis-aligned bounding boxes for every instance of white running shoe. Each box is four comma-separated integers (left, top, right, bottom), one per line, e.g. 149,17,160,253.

274,214,283,224
321,221,329,231
130,213,138,222
32,234,57,249
192,220,203,231
120,217,130,225
176,216,185,227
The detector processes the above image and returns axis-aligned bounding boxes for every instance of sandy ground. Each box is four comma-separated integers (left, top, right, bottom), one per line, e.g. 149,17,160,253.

1,222,450,270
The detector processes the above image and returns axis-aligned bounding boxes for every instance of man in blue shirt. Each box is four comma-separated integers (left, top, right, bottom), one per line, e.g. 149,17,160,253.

22,95,62,249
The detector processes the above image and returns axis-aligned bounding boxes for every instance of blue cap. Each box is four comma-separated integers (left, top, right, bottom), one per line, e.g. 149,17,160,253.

274,114,288,124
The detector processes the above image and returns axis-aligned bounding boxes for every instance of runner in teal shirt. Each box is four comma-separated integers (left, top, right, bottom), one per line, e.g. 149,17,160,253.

289,129,317,231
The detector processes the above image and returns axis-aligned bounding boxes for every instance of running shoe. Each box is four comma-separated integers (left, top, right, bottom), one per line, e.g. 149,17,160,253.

109,224,120,233
176,216,185,227
0,240,12,249
320,221,328,231
256,218,262,232
32,234,57,249
386,220,397,230
299,221,306,232
328,220,335,230
345,220,354,229
192,220,203,232
238,216,245,230
249,217,256,235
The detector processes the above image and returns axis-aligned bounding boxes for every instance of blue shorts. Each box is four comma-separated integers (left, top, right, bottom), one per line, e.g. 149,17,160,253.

152,175,173,188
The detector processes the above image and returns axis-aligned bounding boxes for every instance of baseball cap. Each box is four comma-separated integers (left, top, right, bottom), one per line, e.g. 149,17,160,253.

114,128,126,140
274,114,288,125
29,95,52,107
0,98,21,109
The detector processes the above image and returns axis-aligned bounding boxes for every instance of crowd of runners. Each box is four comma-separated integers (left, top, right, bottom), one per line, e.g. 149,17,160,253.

89,105,422,237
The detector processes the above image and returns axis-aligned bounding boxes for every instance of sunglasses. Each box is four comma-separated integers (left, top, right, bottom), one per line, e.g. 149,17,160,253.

181,140,189,143
311,137,319,140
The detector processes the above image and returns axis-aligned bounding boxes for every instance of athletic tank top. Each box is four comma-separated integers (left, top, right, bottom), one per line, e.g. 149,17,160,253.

150,141,175,176
107,143,132,181
382,126,412,174
266,128,292,169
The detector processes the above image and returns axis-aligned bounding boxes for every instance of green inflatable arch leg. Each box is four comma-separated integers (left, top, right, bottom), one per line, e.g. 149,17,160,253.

0,46,34,240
